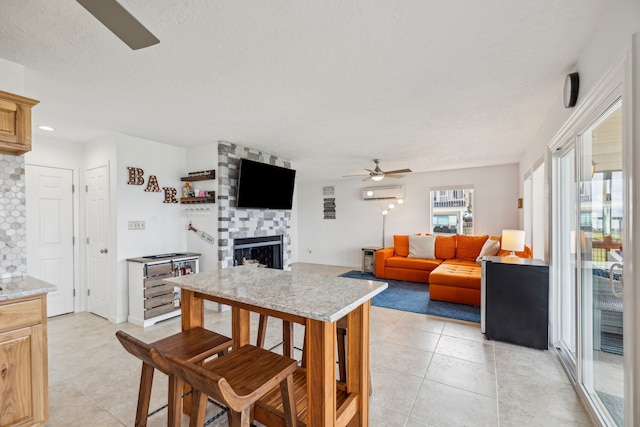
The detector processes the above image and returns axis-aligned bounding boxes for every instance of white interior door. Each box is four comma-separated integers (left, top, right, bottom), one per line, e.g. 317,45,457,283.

25,165,74,317
86,165,110,319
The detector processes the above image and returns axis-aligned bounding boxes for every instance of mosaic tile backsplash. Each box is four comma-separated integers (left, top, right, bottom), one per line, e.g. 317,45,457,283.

0,154,26,280
218,142,293,270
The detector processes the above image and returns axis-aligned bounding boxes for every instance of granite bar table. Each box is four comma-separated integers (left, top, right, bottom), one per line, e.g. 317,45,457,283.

164,265,387,427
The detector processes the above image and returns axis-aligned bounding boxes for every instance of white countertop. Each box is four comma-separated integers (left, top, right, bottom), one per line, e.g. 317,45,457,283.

164,266,388,323
0,276,57,301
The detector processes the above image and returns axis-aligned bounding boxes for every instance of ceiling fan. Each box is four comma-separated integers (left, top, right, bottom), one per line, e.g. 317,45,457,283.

344,159,412,181
76,0,160,50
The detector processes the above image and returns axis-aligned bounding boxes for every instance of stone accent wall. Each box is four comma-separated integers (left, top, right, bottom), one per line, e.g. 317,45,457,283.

217,142,293,270
0,154,26,280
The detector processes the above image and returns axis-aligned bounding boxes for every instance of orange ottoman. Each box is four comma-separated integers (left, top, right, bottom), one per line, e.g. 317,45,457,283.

429,259,482,306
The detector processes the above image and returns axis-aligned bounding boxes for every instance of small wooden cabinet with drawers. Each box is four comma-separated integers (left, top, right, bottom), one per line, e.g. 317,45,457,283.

0,294,48,427
0,90,40,156
127,253,200,327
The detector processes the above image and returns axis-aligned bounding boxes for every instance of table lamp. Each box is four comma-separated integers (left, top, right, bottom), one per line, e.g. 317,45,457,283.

501,229,525,258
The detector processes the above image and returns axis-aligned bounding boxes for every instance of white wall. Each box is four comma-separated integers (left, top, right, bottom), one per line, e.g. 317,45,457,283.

297,164,519,267
115,134,187,322
0,57,25,94
25,132,191,323
520,0,640,184
185,142,218,271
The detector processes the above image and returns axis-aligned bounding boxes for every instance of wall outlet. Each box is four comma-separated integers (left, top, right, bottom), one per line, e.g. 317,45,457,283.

128,221,145,230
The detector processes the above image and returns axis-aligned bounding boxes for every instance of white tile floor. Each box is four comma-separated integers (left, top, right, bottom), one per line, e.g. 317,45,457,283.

44,263,595,426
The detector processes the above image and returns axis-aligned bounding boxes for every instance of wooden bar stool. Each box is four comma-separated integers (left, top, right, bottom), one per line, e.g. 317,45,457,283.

152,344,298,427
115,327,233,427
259,314,371,394
257,314,294,357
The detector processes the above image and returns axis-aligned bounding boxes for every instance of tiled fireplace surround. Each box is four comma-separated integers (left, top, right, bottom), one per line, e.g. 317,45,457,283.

217,141,293,270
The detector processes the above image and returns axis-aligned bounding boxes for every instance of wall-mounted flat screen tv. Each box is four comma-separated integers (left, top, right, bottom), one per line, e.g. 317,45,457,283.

236,159,296,210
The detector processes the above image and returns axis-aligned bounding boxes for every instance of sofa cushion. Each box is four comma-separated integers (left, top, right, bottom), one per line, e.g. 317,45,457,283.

408,235,436,259
386,256,442,271
476,239,501,262
394,235,410,257
429,259,481,289
456,234,489,262
435,235,456,260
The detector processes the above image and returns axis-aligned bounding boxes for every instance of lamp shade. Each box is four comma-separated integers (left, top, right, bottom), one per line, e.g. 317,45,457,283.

501,229,525,257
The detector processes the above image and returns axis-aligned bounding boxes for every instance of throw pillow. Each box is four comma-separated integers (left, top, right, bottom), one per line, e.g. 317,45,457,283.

456,234,489,262
408,235,436,259
476,239,500,262
435,235,456,259
394,235,410,257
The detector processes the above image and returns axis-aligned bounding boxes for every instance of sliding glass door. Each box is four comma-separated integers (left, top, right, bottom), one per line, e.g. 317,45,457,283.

554,96,625,427
557,146,578,370
578,100,624,427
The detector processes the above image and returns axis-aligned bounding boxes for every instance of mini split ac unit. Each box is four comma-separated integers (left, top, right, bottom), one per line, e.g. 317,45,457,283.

362,185,404,201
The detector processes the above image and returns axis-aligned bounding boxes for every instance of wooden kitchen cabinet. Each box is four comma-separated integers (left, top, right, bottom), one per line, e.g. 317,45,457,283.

0,90,40,156
0,294,48,427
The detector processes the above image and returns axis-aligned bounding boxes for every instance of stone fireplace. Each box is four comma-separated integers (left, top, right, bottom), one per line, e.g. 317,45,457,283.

217,142,293,270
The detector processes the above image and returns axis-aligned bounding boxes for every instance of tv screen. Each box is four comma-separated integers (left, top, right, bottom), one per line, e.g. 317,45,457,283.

236,159,296,210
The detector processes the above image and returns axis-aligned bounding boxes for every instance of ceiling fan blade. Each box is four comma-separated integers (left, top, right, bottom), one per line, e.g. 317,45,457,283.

76,0,160,50
385,175,404,178
384,168,412,174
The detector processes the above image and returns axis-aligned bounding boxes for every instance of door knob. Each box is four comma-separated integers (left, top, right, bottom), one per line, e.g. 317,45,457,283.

100,248,108,254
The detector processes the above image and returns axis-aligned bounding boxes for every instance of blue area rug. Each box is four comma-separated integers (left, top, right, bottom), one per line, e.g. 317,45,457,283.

339,271,480,323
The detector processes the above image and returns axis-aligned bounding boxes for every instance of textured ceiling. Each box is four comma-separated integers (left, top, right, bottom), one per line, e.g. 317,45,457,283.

0,0,613,182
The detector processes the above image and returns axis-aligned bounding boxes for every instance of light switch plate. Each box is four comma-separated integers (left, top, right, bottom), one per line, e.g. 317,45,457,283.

128,221,145,230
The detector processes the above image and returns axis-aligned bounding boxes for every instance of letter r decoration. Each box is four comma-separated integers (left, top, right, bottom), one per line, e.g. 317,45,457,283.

163,187,179,204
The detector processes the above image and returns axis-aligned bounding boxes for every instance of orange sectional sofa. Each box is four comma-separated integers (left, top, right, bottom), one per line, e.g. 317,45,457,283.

375,234,532,306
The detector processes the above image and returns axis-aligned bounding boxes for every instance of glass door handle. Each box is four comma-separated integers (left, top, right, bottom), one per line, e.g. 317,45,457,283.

609,262,623,298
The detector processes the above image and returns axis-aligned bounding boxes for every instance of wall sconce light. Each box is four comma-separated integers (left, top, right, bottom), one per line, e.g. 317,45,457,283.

501,229,525,258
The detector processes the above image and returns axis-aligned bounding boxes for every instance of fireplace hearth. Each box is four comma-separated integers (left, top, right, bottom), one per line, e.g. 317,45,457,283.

233,235,283,270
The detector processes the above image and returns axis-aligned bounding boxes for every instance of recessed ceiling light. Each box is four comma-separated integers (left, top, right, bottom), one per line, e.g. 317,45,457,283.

38,125,55,131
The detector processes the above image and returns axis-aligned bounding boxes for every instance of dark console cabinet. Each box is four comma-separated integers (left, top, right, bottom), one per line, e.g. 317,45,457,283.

482,256,549,349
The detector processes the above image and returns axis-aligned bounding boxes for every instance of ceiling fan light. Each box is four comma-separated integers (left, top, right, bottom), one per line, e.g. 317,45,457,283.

371,175,384,181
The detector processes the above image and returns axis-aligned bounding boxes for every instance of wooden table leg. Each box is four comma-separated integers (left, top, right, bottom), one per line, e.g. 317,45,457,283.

180,290,204,330
231,306,251,350
346,301,370,426
283,320,294,358
305,318,336,426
